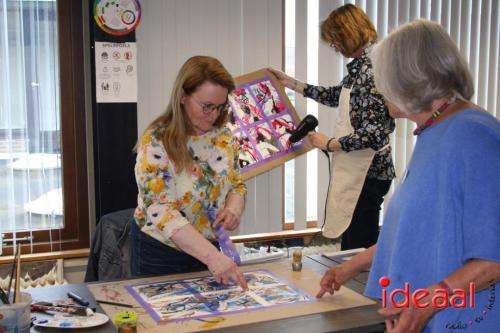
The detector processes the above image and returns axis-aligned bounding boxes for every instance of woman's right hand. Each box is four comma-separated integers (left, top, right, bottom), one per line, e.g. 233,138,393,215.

268,68,300,91
207,252,248,290
316,261,362,298
317,245,376,298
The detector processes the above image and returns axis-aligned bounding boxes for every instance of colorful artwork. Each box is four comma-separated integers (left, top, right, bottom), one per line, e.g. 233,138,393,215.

250,81,286,116
234,131,260,168
228,69,311,180
271,115,295,147
248,123,280,159
126,270,312,323
231,88,263,124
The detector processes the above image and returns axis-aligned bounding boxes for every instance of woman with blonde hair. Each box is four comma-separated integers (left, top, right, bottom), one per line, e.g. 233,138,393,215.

131,55,247,289
271,4,395,250
317,19,500,333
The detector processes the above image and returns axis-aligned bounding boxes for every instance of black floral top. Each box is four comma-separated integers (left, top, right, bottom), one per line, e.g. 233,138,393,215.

303,44,395,180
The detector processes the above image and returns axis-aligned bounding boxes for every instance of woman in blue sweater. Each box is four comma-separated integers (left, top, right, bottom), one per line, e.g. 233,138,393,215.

317,19,500,333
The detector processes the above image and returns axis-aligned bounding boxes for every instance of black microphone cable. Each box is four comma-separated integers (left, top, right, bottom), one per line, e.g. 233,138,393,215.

283,114,333,250
302,148,332,248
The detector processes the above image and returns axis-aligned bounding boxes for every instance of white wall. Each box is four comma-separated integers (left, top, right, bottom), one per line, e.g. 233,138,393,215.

136,0,285,234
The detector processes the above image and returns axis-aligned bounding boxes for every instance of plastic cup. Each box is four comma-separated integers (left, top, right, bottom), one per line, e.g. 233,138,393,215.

0,292,32,333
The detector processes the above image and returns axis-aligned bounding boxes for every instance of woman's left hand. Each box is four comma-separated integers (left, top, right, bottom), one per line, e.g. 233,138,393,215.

214,207,240,231
379,303,436,333
308,132,342,151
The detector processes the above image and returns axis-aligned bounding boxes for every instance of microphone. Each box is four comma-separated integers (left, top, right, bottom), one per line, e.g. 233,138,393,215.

289,115,319,144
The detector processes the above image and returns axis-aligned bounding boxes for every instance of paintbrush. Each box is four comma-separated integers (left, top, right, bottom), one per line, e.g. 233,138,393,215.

0,288,9,304
13,244,21,303
36,301,97,313
31,303,90,316
6,243,19,303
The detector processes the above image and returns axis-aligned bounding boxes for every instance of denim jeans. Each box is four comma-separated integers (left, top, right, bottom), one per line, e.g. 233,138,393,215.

130,221,209,277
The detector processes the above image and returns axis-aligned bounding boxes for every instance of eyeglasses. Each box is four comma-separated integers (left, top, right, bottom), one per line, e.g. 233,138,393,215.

192,97,229,115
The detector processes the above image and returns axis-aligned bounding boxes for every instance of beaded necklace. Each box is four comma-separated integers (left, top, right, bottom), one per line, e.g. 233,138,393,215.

413,96,457,136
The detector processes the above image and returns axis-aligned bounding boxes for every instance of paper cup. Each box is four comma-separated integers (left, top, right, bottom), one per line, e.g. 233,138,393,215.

0,292,32,333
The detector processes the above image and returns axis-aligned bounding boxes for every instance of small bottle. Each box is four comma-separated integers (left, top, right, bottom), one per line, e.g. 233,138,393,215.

292,248,302,271
214,223,241,265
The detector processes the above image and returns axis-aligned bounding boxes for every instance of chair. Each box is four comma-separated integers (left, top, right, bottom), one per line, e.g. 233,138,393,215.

84,208,135,282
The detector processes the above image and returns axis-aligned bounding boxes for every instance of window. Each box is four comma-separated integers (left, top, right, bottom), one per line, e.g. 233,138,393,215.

284,0,319,229
0,0,89,255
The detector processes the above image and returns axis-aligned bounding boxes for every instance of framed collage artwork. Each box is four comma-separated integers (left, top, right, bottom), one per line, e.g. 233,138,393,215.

227,69,312,180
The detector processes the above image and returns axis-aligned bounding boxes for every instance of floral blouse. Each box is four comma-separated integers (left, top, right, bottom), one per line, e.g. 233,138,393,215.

134,126,247,249
303,44,395,180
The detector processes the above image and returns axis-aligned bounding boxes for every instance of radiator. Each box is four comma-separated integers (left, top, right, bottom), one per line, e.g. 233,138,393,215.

0,259,65,289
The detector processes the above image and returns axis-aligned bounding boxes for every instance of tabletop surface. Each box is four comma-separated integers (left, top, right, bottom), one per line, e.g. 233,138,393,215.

28,253,384,333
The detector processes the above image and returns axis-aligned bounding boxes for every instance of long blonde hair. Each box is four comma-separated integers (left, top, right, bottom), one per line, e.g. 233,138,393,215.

142,56,235,172
320,4,377,57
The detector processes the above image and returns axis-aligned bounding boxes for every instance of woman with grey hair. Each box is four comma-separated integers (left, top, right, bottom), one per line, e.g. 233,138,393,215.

317,20,500,333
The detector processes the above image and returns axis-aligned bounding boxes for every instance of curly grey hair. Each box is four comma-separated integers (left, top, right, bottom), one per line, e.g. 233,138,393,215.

370,19,474,115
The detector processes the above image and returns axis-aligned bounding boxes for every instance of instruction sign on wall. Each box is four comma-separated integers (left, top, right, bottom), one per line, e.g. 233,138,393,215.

95,42,137,103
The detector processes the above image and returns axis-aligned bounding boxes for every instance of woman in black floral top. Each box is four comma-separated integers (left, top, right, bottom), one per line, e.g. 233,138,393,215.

271,4,395,250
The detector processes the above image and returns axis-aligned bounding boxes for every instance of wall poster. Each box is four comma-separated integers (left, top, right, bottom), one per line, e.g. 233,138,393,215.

95,42,137,103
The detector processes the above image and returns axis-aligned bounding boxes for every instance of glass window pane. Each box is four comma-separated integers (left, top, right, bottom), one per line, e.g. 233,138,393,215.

306,0,318,222
284,0,295,224
0,0,63,233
